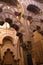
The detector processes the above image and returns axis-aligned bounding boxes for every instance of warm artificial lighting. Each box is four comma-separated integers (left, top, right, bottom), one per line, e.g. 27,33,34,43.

18,0,19,1
3,22,10,28
3,6,10,10
16,16,19,19
7,6,10,9
0,22,10,28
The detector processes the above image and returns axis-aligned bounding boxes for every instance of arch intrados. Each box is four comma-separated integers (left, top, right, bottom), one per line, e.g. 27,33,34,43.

3,36,13,44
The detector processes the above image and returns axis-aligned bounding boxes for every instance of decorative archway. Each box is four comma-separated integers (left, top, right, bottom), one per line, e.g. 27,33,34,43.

2,49,17,65
2,36,13,46
1,36,15,59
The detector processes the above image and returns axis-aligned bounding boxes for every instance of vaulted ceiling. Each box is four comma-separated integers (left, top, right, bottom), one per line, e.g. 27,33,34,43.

0,0,18,6
0,0,43,37
34,0,43,3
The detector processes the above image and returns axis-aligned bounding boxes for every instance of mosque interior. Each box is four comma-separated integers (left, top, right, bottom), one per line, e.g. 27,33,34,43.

0,0,43,65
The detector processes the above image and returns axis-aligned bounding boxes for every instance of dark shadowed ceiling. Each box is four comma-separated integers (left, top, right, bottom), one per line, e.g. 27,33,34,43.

27,4,40,14
34,0,43,3
0,0,18,6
